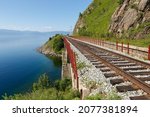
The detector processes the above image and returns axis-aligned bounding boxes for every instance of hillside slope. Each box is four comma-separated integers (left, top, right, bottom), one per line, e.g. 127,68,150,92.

74,0,150,39
38,34,64,56
73,0,119,37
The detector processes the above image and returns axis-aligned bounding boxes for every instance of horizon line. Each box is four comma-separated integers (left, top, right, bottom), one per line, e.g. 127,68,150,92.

0,28,71,33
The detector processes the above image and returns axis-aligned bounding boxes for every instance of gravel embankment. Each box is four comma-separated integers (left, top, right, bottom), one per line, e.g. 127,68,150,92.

70,43,117,97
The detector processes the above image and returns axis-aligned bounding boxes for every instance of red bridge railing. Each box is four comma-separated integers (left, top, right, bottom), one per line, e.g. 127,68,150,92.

63,37,79,89
70,36,150,61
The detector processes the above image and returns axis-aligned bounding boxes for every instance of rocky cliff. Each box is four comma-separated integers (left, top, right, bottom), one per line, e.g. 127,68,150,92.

109,0,150,39
74,0,150,39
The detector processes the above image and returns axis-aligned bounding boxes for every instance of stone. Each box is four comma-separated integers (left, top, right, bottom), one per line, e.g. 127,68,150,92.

143,11,150,22
109,0,150,39
119,8,138,31
138,0,149,11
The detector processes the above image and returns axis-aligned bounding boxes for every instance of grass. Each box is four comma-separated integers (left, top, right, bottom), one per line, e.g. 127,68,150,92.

85,92,122,100
74,0,119,37
77,61,88,70
107,38,150,47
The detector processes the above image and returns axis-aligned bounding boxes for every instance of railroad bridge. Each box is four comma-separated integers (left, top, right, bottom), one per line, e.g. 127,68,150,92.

63,36,150,100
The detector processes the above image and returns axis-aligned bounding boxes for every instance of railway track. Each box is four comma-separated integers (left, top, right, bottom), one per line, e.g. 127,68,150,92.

67,37,150,100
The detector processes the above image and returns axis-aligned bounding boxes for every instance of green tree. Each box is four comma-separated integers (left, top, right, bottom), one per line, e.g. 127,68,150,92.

54,78,72,91
33,74,51,91
52,34,64,53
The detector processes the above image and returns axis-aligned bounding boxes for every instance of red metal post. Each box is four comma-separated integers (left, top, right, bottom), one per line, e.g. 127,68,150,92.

148,45,150,60
74,52,79,89
100,40,101,46
121,42,123,52
127,43,129,54
103,40,105,46
73,52,75,79
77,77,79,89
116,41,118,50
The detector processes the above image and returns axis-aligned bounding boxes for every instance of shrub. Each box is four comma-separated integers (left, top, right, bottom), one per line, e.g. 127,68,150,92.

79,12,83,17
85,94,103,100
32,74,51,91
54,78,72,91
77,61,87,70
45,34,64,54
106,92,122,100
52,34,64,53
118,0,124,5
62,89,80,100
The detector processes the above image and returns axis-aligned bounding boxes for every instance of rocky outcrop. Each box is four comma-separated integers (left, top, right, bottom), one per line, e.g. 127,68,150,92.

38,45,61,57
109,0,150,39
138,0,149,11
73,15,85,35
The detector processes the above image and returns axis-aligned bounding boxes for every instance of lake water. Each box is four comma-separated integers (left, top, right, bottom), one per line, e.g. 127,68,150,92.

0,32,62,98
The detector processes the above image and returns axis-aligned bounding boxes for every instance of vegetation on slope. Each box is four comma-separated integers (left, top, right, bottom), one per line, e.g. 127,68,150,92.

40,34,64,55
74,0,119,38
2,74,80,100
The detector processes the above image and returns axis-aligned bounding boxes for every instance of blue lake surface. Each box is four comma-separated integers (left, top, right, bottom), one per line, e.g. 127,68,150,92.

0,32,61,98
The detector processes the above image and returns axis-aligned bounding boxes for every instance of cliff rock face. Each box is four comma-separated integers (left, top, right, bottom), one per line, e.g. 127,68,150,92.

73,15,85,35
109,0,150,39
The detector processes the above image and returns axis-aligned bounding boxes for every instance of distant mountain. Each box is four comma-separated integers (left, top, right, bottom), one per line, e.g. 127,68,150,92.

0,29,70,37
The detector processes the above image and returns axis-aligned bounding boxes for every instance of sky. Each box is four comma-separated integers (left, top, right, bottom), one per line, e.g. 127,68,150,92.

0,0,92,32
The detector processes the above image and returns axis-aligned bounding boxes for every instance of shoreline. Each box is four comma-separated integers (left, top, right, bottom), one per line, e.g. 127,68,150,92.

37,47,62,57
